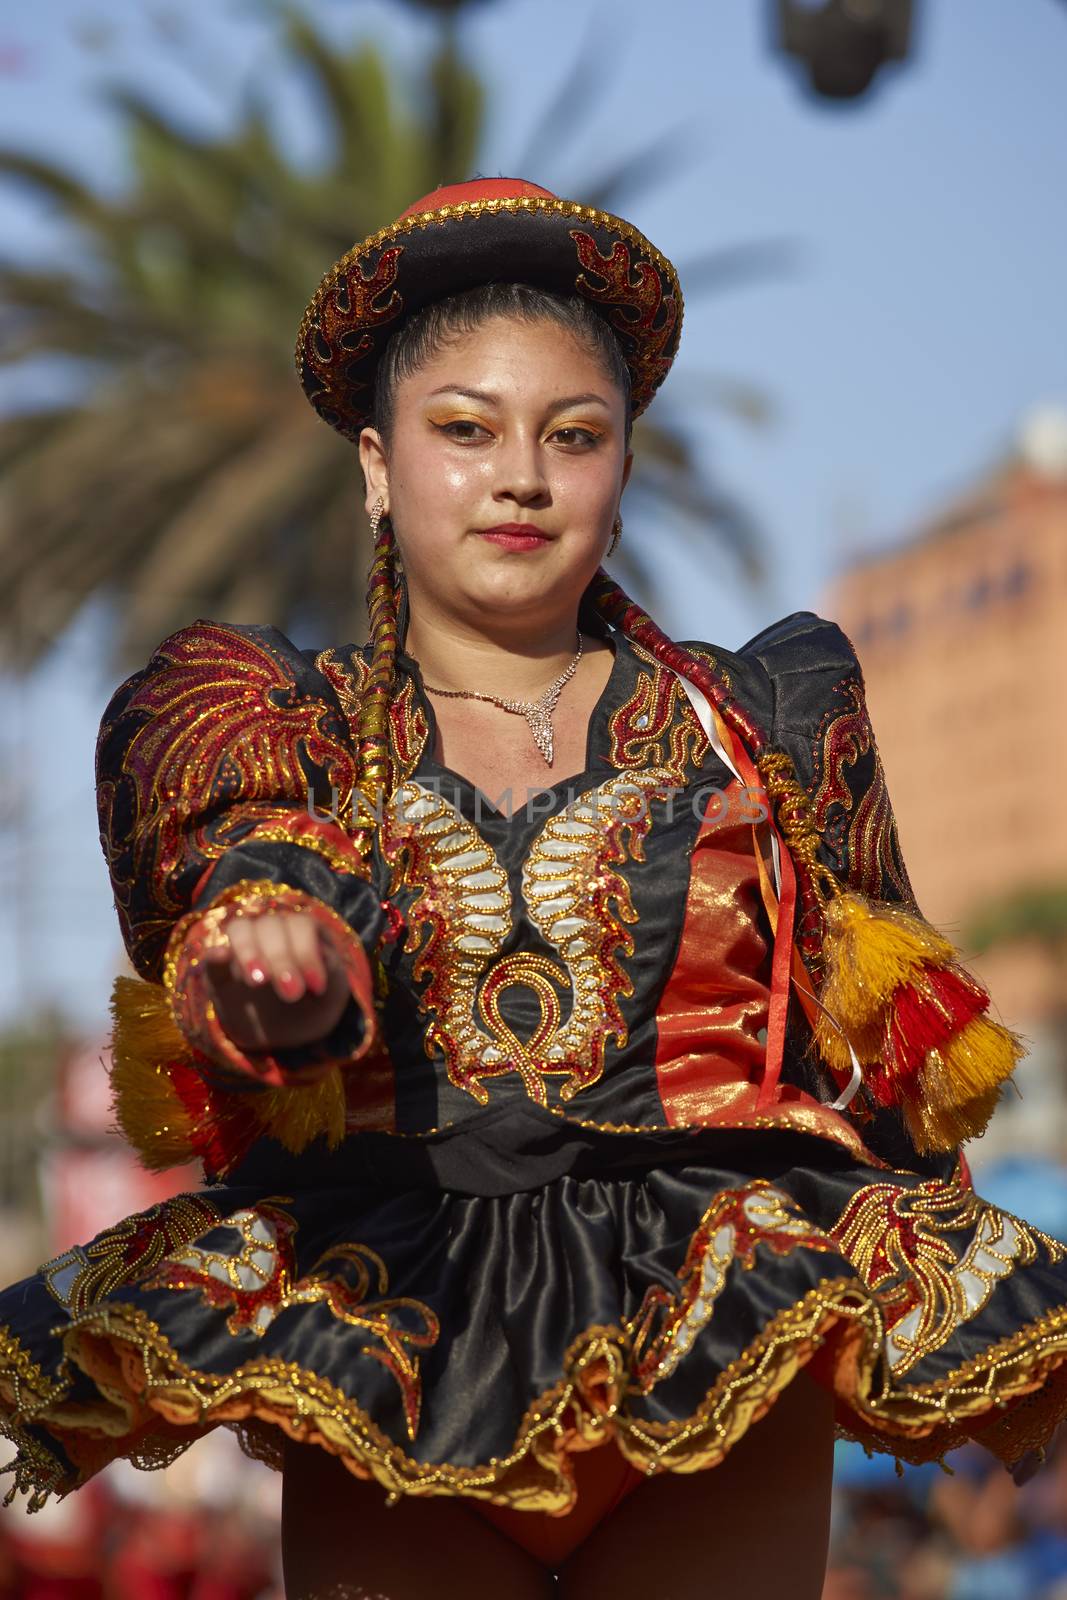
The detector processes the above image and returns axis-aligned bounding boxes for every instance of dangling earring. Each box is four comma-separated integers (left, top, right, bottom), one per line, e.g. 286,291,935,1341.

607,515,623,557
369,496,387,541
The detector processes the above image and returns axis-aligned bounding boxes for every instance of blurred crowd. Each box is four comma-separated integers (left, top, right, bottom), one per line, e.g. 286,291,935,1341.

827,1426,1067,1600
0,1429,282,1599
6,1418,1067,1598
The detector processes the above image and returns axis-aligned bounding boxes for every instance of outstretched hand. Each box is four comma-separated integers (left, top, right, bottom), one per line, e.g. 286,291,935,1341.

199,909,354,1053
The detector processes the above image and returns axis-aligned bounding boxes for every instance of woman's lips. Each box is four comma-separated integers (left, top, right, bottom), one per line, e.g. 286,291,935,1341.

478,524,551,551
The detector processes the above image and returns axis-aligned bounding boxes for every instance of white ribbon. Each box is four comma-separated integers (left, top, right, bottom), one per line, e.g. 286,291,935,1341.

669,667,863,1113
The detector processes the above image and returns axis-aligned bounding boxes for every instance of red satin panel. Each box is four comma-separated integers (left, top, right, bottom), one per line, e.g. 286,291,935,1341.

654,780,818,1125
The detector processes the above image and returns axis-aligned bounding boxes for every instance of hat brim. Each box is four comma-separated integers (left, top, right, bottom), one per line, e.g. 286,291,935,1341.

295,194,682,444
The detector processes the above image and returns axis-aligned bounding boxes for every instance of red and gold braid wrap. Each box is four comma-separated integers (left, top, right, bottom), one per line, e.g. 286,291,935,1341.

588,573,768,750
162,878,378,1088
587,571,830,965
355,526,402,822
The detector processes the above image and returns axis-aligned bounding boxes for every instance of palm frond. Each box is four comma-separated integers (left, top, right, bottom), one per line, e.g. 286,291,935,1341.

515,10,623,176
0,12,771,674
579,123,704,214
677,237,802,294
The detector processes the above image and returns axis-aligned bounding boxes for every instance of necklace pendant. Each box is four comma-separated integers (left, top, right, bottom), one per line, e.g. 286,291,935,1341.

525,708,554,764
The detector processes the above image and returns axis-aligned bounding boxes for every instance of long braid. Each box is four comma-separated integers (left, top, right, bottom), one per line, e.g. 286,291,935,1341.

587,571,769,751
354,520,402,829
586,570,838,958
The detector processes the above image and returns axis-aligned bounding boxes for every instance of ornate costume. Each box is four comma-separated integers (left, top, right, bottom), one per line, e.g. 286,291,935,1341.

3,179,1067,1558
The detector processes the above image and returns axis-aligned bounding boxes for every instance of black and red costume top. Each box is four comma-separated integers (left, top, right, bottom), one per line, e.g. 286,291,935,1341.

98,604,927,1178
1,605,1066,1517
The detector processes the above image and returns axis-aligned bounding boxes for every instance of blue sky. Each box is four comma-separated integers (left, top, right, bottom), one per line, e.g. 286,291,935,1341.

1,0,1065,1029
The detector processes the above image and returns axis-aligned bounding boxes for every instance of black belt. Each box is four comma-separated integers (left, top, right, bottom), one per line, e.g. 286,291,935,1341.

221,1100,856,1198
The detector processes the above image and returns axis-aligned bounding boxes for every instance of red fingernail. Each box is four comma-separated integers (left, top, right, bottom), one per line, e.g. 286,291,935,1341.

276,969,304,1001
248,964,268,985
304,966,327,996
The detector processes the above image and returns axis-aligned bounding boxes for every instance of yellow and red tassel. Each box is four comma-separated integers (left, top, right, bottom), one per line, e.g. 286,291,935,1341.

812,891,1025,1154
108,973,347,1174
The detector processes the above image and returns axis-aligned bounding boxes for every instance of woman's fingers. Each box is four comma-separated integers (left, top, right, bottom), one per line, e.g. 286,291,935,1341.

191,911,352,1053
284,915,330,995
224,916,274,988
247,915,305,1000
223,912,328,1001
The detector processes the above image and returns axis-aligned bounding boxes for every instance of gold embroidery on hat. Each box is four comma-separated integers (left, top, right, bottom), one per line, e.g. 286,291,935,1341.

295,196,683,439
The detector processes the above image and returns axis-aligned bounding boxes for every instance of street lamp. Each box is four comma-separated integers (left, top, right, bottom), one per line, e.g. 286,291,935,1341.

773,0,915,100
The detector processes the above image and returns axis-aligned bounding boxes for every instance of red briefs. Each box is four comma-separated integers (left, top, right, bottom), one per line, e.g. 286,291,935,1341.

467,1441,646,1569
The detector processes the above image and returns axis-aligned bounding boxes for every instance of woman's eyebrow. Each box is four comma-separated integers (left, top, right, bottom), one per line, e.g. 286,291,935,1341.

425,385,612,410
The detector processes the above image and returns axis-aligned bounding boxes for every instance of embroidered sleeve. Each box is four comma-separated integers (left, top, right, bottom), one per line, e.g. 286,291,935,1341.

745,611,920,912
744,611,1022,1163
96,618,385,1088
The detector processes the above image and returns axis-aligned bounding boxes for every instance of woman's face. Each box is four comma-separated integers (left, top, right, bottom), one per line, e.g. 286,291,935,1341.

358,315,633,632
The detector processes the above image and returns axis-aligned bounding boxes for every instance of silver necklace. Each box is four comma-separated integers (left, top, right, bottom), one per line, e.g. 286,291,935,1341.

420,631,584,766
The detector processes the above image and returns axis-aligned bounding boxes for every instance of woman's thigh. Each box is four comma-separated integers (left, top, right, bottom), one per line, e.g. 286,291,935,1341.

281,1438,556,1600
558,1367,836,1600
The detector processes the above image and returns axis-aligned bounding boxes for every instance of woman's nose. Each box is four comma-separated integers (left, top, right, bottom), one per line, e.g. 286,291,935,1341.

492,434,549,503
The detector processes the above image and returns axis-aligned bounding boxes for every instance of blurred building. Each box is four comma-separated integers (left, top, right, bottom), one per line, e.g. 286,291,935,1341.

820,405,1067,1165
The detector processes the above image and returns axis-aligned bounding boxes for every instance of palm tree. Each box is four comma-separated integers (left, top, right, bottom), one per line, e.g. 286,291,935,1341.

0,7,777,677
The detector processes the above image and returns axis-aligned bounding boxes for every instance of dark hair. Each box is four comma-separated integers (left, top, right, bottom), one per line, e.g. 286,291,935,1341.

369,282,634,449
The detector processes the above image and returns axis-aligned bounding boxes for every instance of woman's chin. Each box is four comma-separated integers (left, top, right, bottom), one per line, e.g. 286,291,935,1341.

467,556,598,609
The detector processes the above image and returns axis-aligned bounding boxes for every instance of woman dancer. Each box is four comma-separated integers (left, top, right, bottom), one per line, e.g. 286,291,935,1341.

3,178,1066,1599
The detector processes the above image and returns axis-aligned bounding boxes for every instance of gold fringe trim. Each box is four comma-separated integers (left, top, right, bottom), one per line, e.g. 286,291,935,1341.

109,975,199,1167
108,973,346,1166
5,1265,1067,1514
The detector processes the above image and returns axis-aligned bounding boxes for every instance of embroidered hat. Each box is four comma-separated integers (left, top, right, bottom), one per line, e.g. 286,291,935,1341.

294,176,683,444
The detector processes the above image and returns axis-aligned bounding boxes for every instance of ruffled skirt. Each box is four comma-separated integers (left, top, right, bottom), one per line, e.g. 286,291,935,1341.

4,1108,1067,1515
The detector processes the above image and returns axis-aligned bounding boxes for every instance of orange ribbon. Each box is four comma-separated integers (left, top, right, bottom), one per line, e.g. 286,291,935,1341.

703,704,819,1110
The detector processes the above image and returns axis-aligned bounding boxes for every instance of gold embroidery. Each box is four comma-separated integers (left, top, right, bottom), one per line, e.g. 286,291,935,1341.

630,1181,839,1384
382,779,511,1104
295,196,682,435
40,1196,222,1317
211,808,370,877
102,621,360,979
0,1397,67,1511
830,1166,1067,1376
143,1201,439,1441
520,770,680,1100
387,673,430,782
383,770,682,1104
0,1326,69,1421
606,637,715,781
315,649,430,815
147,1200,298,1337
571,230,679,407
808,675,916,905
299,244,406,427
686,644,732,696
373,1094,893,1165
19,1265,1067,1515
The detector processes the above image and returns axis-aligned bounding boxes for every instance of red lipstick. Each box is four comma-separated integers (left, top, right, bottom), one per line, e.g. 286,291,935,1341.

478,523,551,551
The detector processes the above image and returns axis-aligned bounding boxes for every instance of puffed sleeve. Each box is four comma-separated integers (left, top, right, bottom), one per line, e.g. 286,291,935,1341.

96,617,386,1091
741,609,920,918
741,610,1022,1163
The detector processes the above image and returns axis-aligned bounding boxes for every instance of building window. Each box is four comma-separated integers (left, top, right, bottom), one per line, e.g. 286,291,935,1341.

1002,560,1031,598
965,574,992,610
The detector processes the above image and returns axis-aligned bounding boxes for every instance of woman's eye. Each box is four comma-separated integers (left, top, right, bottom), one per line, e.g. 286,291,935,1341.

552,427,601,448
435,419,490,442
